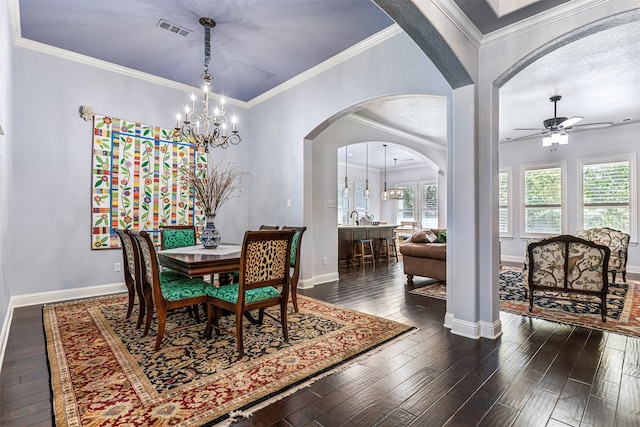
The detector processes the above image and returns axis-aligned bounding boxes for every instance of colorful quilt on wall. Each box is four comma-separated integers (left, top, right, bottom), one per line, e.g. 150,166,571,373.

91,114,206,249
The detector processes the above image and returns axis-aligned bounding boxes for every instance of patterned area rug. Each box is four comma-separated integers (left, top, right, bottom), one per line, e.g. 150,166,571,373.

409,269,640,337
44,295,413,426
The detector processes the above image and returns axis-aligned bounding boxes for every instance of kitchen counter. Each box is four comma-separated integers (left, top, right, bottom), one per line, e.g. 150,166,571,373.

338,225,396,266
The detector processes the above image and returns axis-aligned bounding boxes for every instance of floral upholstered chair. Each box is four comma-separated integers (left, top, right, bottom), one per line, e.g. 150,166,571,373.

523,235,610,321
206,229,296,357
575,227,630,283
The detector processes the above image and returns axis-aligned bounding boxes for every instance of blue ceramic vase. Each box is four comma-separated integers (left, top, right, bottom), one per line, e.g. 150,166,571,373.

200,214,220,249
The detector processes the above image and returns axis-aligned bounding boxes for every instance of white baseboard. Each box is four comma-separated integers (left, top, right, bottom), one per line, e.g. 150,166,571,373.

298,272,340,289
444,312,503,340
0,282,127,370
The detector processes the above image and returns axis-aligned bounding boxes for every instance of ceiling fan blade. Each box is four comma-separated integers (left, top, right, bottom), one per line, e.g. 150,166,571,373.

505,131,545,142
559,116,583,128
513,128,544,131
566,121,613,130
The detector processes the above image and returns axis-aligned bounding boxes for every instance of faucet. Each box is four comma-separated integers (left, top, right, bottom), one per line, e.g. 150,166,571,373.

350,210,359,225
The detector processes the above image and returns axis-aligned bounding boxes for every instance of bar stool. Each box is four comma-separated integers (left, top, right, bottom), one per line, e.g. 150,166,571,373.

377,236,399,263
352,239,375,267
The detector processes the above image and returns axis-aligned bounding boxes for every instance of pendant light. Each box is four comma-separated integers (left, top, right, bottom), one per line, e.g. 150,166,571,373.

388,158,404,199
364,143,370,199
381,144,390,200
342,146,350,196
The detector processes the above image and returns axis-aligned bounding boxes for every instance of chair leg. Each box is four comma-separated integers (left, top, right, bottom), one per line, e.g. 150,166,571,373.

143,296,154,337
292,282,299,313
257,308,265,325
235,312,245,357
137,294,146,330
125,282,135,319
154,307,167,351
281,301,289,343
623,272,627,283
611,271,617,284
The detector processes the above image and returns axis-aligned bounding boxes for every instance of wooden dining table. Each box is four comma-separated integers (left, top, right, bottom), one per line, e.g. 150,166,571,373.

157,244,241,279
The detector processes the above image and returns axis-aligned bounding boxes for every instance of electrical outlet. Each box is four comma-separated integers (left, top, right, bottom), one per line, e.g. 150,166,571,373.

114,262,121,272
322,257,327,266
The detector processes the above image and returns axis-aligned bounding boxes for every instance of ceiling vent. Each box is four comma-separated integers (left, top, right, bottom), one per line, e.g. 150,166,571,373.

157,19,192,37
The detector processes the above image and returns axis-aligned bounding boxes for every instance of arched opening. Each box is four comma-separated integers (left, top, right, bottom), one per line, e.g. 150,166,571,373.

302,93,448,287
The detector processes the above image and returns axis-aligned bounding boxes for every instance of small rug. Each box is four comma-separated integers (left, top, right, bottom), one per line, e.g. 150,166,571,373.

409,270,640,337
44,295,414,426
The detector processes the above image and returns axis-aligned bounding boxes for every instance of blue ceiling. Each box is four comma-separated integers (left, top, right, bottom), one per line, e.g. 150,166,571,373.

18,0,394,102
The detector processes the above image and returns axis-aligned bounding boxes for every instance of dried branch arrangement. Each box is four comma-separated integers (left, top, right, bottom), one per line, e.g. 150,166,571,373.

180,160,249,215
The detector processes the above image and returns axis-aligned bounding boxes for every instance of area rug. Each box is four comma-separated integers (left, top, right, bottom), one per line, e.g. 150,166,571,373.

44,295,414,426
409,269,640,337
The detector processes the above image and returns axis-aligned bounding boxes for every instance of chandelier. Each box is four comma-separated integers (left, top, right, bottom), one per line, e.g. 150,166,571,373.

174,17,240,152
387,158,404,199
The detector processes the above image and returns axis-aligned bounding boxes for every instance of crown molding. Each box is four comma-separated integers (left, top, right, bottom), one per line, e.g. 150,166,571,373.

433,0,613,49
245,25,403,108
346,114,446,151
14,38,249,107
480,0,611,47
431,0,483,48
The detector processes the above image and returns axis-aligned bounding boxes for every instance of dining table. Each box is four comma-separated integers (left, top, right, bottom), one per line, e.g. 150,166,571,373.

157,244,241,282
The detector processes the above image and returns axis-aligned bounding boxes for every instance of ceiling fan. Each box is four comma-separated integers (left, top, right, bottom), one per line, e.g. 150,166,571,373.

511,95,612,144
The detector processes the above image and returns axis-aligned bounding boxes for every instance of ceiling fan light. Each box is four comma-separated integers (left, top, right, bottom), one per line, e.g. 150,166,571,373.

559,132,569,145
542,135,552,147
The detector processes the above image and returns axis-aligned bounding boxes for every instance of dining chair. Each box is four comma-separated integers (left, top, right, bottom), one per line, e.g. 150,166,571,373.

281,226,307,312
129,229,211,350
206,229,296,357
159,225,197,250
258,225,280,230
114,228,141,322
160,224,205,320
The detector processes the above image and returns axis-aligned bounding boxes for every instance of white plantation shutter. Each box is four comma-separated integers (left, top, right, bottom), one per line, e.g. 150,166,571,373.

422,183,438,228
524,166,562,234
499,170,509,235
582,161,630,233
354,181,369,215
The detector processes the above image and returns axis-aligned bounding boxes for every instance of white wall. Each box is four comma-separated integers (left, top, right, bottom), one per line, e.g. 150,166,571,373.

8,47,250,298
500,123,640,272
245,30,453,285
0,0,13,340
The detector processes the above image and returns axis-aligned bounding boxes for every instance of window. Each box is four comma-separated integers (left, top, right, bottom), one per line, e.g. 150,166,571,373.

353,181,369,217
579,156,636,236
421,183,438,228
499,168,512,237
337,181,351,225
397,184,416,222
337,180,369,224
522,163,565,235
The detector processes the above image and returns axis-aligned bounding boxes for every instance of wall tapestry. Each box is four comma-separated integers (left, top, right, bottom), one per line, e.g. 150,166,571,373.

91,114,206,249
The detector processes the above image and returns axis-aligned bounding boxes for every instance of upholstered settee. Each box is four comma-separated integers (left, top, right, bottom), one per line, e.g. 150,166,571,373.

399,228,446,284
523,235,610,321
575,227,630,283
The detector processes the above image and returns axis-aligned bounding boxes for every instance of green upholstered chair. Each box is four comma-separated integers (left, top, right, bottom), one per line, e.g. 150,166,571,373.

160,225,206,320
160,225,197,250
129,229,210,350
281,226,307,312
206,229,296,357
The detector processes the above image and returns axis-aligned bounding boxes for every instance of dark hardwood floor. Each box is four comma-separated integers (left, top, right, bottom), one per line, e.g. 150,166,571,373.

2,262,640,426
